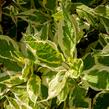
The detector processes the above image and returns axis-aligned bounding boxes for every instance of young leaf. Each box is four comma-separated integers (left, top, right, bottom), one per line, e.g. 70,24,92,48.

68,58,83,78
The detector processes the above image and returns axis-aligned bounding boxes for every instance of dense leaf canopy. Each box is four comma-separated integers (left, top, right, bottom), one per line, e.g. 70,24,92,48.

0,0,109,109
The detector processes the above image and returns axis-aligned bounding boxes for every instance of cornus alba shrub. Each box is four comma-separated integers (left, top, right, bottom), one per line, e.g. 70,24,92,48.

0,0,109,109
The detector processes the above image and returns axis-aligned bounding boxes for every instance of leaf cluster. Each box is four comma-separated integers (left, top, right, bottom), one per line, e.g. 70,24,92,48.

1,0,109,109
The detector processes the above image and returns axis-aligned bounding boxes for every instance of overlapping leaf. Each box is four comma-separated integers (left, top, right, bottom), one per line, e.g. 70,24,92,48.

76,4,97,26
68,58,83,78
0,35,22,71
83,44,109,90
69,85,88,108
27,75,41,103
22,59,33,80
48,71,67,99
17,9,49,25
35,41,64,67
93,92,109,109
45,0,57,13
54,7,76,58
83,64,109,90
1,0,109,109
5,97,20,109
57,82,69,104
25,37,64,67
3,75,25,88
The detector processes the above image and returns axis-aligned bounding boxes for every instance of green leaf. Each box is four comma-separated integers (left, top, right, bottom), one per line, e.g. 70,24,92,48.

4,103,14,109
35,41,64,67
63,19,75,57
101,44,109,55
3,75,25,88
0,71,11,82
56,9,76,58
12,86,27,96
21,104,32,109
0,57,22,71
26,48,36,61
93,92,109,109
27,75,41,103
68,58,83,78
40,24,49,40
94,5,109,34
72,0,93,5
36,41,63,67
55,3,84,58
17,9,48,25
25,36,63,67
0,83,7,96
24,35,37,49
18,41,36,61
76,4,97,26
69,85,88,108
48,71,67,99
46,0,56,12
0,35,19,59
95,5,109,18
57,83,69,104
100,17,109,34
41,84,48,99
84,65,109,90
98,56,109,66
83,53,95,70
52,11,63,22
11,86,29,105
22,59,33,79
5,97,21,109
0,35,22,71
8,97,20,109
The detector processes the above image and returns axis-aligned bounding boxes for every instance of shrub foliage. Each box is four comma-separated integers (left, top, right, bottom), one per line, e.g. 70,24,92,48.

0,0,109,109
